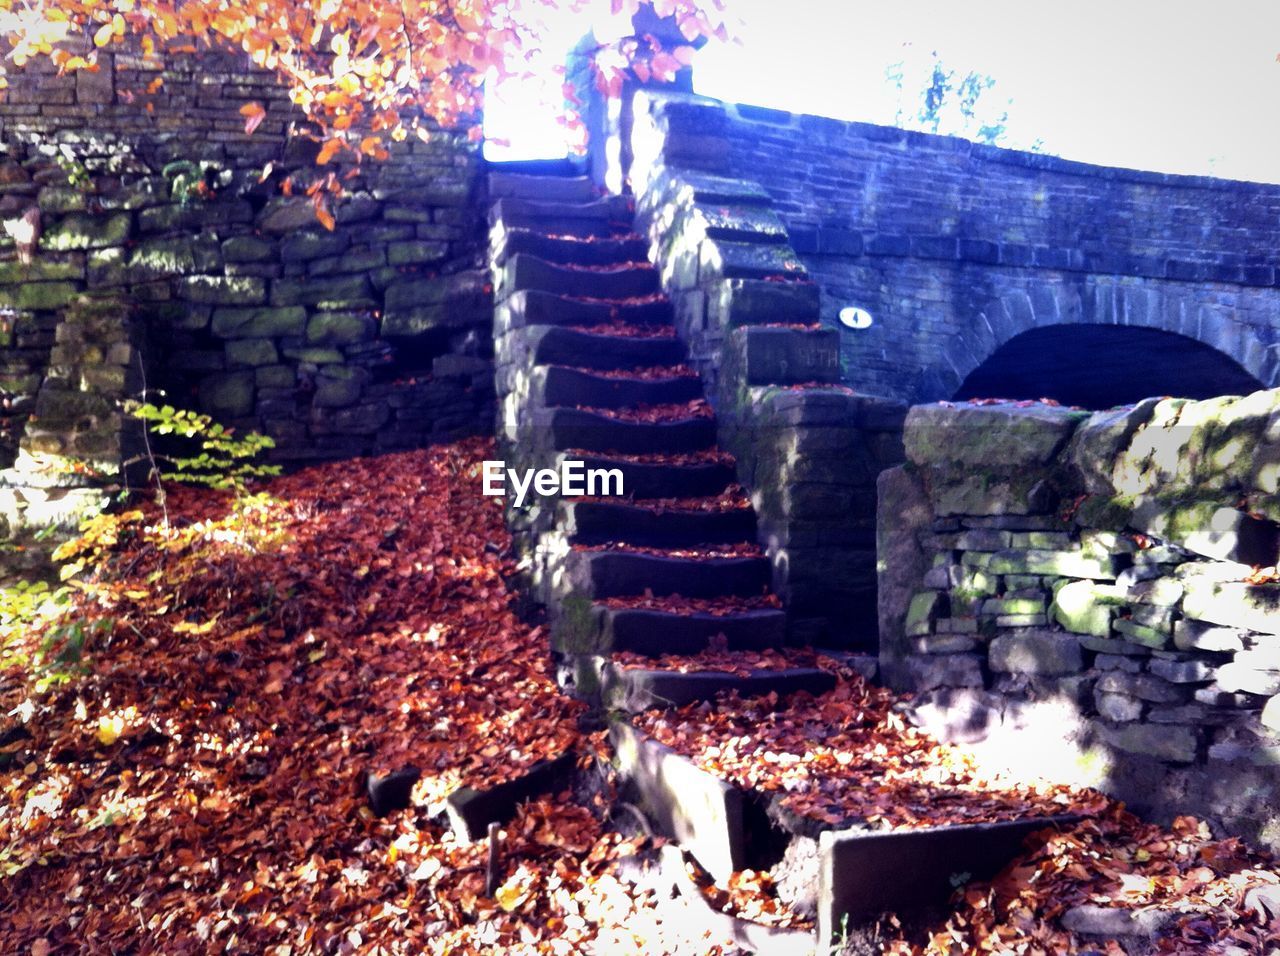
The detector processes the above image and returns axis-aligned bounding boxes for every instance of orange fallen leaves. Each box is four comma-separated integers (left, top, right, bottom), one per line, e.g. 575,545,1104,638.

3,437,1279,954
0,439,633,953
576,398,713,423
634,674,1108,831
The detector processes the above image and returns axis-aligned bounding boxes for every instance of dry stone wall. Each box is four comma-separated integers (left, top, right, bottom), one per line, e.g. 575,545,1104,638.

0,41,492,478
880,392,1280,848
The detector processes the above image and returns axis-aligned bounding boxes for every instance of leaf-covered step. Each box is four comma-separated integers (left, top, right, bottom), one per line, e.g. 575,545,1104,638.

489,195,632,237
497,324,684,372
612,720,1079,938
495,289,673,334
600,656,836,712
539,364,702,410
497,253,660,301
557,450,737,500
554,543,770,599
560,497,756,548
597,598,787,654
488,172,596,203
492,228,648,267
444,752,577,841
547,406,715,455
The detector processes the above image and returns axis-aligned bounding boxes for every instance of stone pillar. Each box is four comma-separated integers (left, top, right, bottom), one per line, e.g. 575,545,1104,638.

580,7,702,193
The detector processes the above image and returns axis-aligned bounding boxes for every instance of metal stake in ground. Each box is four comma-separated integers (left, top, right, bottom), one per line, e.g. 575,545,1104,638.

485,821,502,896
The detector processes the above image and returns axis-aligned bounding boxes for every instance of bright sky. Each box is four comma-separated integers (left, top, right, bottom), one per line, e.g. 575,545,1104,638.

485,0,1280,184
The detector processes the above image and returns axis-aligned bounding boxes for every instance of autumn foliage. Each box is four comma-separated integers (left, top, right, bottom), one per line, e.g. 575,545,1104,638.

0,0,729,160
2,440,1280,952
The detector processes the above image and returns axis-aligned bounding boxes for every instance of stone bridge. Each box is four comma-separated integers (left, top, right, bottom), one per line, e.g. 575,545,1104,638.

620,93,1280,410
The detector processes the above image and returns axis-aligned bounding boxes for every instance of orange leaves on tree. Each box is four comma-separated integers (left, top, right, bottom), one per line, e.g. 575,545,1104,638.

92,14,124,48
0,0,734,166
315,138,343,165
239,100,267,135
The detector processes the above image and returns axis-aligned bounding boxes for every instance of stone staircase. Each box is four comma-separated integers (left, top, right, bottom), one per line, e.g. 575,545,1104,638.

490,171,842,713
488,172,1079,950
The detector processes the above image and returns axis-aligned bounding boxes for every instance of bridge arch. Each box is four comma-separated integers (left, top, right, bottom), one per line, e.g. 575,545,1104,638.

938,278,1276,408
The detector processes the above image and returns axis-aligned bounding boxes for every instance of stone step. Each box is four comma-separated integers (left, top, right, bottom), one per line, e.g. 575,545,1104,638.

540,364,702,409
611,720,1079,938
444,752,577,841
812,815,1080,942
601,659,836,712
498,254,660,301
497,324,685,373
555,545,771,599
495,290,673,334
547,406,715,455
558,451,736,500
492,228,649,267
598,603,787,655
490,196,632,236
488,173,596,203
610,719,748,881
560,498,756,547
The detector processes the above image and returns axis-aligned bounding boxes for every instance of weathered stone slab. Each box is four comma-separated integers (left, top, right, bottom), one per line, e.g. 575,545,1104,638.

927,473,1059,518
988,549,1118,580
1095,671,1189,704
211,305,306,338
1098,722,1199,763
1130,498,1280,566
989,630,1083,676
1173,620,1249,653
610,721,745,882
382,270,492,335
905,590,943,637
878,466,935,690
1216,662,1280,697
1052,579,1123,637
1182,580,1280,636
905,402,1087,469
1061,903,1197,941
1262,696,1280,733
1096,691,1144,722
723,325,840,386
816,816,1078,942
901,653,984,691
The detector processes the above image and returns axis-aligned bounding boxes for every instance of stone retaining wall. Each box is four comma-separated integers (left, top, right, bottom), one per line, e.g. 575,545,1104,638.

879,392,1280,848
0,40,492,475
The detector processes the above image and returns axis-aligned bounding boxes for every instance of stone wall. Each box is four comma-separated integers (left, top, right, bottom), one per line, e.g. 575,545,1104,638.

620,91,907,644
879,392,1280,848
700,103,1280,403
0,40,493,477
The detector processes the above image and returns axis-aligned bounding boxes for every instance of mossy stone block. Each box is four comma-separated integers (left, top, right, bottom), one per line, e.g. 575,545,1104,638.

199,371,256,419
41,213,131,251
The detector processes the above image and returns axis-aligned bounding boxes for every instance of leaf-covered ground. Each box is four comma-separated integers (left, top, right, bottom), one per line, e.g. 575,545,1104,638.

1,438,1278,954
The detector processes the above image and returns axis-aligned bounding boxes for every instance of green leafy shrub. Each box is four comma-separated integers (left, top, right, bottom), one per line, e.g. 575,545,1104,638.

127,401,281,498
